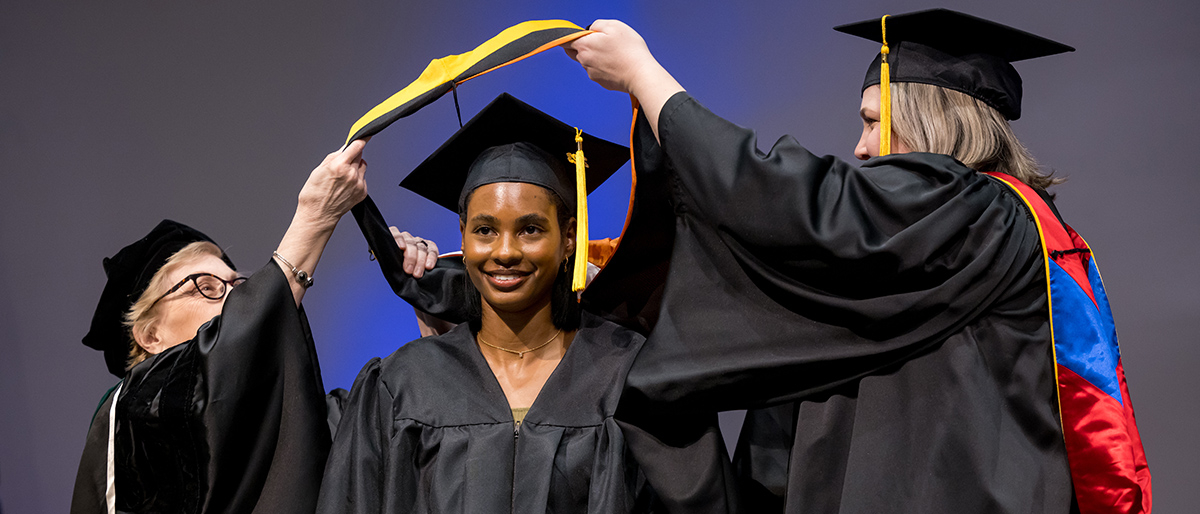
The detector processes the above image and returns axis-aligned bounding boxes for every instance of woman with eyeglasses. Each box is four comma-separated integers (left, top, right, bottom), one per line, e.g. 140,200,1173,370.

69,139,436,514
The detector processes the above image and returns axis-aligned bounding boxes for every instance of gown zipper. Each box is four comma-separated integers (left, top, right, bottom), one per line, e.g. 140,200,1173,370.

511,419,521,513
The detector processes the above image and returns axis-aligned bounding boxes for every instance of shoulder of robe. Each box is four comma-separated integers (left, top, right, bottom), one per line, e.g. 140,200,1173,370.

373,325,477,384
860,152,985,185
579,311,647,351
349,356,384,387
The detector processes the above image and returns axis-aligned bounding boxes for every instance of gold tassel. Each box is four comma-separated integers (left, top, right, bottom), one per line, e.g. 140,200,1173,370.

879,14,892,156
570,128,588,292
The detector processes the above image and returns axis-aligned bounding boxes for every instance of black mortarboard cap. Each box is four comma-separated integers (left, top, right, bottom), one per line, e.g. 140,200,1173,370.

834,8,1074,120
400,92,628,214
82,220,234,377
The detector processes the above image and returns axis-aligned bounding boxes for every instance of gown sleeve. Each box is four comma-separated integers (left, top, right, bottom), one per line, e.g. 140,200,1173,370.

193,261,333,513
611,91,1041,411
316,358,392,514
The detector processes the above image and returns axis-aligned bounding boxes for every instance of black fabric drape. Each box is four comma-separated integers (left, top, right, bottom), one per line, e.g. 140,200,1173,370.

352,196,473,324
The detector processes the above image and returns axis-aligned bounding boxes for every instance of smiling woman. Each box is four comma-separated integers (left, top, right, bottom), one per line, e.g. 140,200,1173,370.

462,178,576,407
317,94,660,513
464,180,574,320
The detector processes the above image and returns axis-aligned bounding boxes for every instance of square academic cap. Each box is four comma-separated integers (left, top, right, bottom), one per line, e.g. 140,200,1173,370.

401,92,628,213
834,8,1074,121
83,220,234,377
401,92,629,290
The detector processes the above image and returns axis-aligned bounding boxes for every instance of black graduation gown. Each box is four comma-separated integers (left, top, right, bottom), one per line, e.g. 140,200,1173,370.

581,93,1074,513
315,311,656,513
70,262,334,514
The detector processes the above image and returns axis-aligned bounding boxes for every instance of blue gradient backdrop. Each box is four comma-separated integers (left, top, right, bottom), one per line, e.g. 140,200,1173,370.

2,1,1196,512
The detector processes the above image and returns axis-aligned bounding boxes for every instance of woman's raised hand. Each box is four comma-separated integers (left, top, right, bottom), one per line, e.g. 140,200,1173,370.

390,227,440,278
563,20,683,141
296,138,370,228
563,20,655,95
274,138,370,305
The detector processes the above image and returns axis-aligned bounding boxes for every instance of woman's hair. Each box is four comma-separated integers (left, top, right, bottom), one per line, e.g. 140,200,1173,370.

890,82,1064,189
459,185,581,332
123,241,224,369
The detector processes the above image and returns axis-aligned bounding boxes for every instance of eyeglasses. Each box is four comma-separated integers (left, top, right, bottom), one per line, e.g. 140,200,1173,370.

148,273,248,310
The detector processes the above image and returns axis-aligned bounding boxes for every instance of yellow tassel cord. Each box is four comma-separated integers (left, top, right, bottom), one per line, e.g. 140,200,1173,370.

879,14,892,156
569,128,589,292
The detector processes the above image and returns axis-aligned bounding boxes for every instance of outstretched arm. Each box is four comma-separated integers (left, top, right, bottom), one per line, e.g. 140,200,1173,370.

563,19,684,142
274,139,370,306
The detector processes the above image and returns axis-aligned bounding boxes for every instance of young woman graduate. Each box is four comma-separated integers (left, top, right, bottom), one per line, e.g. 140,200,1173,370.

563,9,1152,514
69,141,397,514
315,93,659,513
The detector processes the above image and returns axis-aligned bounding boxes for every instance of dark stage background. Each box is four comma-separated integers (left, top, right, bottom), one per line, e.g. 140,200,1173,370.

2,1,1196,512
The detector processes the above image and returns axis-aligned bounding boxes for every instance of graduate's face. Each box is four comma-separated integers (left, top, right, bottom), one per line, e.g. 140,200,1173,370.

461,182,574,317
855,85,910,160
137,254,238,354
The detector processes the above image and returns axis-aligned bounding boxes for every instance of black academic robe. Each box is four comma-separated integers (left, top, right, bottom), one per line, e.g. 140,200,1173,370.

315,311,656,513
581,93,1075,513
70,262,334,514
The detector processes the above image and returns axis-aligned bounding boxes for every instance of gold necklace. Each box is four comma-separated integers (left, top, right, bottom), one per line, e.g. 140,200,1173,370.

476,329,562,359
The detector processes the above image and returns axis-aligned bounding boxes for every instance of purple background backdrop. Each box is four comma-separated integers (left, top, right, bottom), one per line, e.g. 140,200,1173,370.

2,1,1196,512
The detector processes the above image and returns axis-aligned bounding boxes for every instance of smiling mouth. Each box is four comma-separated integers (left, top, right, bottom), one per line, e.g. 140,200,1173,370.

484,270,532,290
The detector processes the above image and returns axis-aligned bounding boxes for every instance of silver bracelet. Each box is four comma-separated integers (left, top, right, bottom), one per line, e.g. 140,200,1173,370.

273,251,314,288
